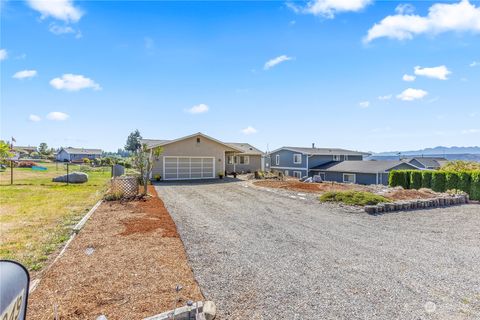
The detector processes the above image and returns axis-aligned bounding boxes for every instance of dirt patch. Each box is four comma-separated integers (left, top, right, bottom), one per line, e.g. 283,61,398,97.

120,186,178,237
253,180,367,193
27,185,203,320
384,188,438,201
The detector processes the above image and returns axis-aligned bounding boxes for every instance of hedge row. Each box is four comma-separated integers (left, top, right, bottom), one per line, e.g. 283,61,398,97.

388,170,480,200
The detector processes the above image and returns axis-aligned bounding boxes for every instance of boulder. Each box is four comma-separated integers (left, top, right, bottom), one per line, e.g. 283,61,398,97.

52,172,89,183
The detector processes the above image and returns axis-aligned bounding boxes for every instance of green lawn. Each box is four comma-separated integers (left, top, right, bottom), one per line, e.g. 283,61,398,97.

0,163,110,271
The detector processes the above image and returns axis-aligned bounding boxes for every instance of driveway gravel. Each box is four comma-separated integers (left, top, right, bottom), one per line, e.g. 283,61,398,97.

156,180,480,319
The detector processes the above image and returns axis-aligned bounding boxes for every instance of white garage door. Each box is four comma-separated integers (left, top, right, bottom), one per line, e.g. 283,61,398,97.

164,156,215,180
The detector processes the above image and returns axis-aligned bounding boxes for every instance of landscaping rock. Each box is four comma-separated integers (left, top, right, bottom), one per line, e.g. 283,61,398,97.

52,172,89,183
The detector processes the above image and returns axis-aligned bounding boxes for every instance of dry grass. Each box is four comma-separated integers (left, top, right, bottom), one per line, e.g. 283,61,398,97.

27,185,203,319
0,163,110,272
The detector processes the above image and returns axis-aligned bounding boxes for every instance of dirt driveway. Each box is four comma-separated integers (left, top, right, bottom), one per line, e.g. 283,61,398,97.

156,180,480,319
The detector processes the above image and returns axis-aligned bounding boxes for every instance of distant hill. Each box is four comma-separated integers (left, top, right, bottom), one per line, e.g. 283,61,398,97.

373,146,480,156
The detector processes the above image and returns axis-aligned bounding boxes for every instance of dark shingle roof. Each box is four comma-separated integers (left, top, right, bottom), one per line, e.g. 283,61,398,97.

62,148,102,155
311,160,419,173
225,143,264,155
405,157,446,168
279,147,370,156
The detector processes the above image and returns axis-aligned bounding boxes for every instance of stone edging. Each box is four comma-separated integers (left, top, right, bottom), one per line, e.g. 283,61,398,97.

365,194,469,215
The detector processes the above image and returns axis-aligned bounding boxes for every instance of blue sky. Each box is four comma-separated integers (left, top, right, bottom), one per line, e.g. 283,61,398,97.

1,0,479,152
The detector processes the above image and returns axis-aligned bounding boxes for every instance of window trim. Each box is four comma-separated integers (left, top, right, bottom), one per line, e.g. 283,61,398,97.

344,155,349,161
293,153,302,164
275,154,280,165
284,170,289,176
293,171,302,178
343,173,356,184
333,155,341,161
238,155,249,165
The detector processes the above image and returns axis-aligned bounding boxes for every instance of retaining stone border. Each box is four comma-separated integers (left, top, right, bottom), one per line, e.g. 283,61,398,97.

365,194,469,215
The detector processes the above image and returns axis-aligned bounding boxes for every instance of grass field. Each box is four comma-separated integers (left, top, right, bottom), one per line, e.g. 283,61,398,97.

0,162,110,271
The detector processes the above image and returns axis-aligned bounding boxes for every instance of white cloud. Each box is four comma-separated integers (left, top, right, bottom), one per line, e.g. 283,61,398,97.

359,101,370,108
29,114,41,122
264,55,293,70
469,61,479,67
288,0,372,18
0,49,7,61
187,103,209,114
402,74,416,82
461,128,480,134
50,74,101,91
364,0,480,43
397,88,428,101
13,70,37,79
395,3,415,15
26,0,83,23
46,111,69,121
378,94,392,100
241,126,258,135
414,65,451,80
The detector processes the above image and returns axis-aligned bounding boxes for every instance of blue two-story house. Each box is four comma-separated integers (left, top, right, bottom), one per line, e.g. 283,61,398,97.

269,145,371,178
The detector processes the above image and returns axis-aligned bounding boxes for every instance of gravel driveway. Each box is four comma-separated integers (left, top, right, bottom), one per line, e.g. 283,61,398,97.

156,180,480,319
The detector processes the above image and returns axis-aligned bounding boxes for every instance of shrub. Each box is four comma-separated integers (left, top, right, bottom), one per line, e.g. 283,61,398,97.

389,171,408,188
410,171,422,189
442,160,480,171
83,158,91,164
470,171,480,201
17,161,38,168
421,171,432,189
104,191,124,201
319,191,391,206
445,172,460,191
431,171,446,192
458,172,471,194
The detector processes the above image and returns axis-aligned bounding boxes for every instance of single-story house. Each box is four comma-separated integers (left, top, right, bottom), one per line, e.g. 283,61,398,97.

225,143,265,174
13,146,37,155
142,133,264,180
56,147,103,162
404,157,447,170
269,145,371,178
311,160,421,185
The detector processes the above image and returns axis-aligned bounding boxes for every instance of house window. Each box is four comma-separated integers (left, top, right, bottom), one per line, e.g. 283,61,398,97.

227,156,234,164
293,153,302,164
333,155,341,161
284,170,289,176
196,137,201,143
343,173,356,183
275,154,280,165
293,171,302,178
238,156,249,165
344,155,349,161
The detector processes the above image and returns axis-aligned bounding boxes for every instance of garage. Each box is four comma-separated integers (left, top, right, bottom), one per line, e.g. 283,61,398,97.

163,156,215,180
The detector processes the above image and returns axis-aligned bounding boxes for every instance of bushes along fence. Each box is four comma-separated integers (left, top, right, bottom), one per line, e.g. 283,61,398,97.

389,170,480,200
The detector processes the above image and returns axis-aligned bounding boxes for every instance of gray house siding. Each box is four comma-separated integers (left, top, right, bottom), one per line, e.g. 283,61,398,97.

225,155,262,173
56,150,70,162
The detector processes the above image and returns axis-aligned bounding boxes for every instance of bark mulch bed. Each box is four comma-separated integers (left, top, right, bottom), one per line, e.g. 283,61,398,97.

253,180,368,193
384,188,438,201
27,185,203,320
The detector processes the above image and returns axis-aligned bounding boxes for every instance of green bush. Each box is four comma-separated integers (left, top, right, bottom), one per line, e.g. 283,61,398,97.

421,171,432,189
445,172,460,191
389,171,409,188
470,171,480,201
319,191,391,206
410,171,422,189
458,172,471,194
431,171,446,192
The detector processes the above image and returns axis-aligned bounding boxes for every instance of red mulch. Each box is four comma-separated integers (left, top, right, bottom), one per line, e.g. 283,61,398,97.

253,180,367,193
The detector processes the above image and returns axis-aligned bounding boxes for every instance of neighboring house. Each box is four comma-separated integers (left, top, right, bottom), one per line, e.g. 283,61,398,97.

142,132,264,180
404,157,447,170
225,143,265,174
13,146,37,156
269,145,370,178
311,160,420,185
56,148,103,162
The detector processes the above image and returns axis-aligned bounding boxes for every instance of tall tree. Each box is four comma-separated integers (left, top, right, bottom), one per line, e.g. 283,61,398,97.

125,129,142,152
0,140,13,160
38,142,48,155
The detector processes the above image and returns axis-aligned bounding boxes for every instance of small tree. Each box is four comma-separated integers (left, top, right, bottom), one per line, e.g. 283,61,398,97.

125,129,142,153
134,143,163,195
38,142,48,155
0,141,13,164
